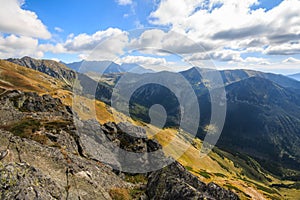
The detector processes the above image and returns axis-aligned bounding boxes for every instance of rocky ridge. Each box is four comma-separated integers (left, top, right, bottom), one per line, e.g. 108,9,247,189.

7,57,76,85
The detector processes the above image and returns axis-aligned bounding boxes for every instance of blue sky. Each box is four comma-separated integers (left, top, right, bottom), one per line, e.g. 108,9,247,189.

0,0,300,74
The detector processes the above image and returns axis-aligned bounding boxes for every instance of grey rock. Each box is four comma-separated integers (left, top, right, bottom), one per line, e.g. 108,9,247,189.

0,162,62,200
146,162,240,200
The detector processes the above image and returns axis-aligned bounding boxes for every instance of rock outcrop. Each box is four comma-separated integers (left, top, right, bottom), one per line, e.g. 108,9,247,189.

147,161,239,200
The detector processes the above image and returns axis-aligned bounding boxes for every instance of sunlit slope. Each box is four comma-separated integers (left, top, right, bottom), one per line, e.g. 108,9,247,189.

0,60,114,124
0,60,67,93
148,127,292,200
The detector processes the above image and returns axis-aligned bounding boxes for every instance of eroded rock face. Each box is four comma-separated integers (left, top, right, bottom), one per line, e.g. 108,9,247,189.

146,162,240,200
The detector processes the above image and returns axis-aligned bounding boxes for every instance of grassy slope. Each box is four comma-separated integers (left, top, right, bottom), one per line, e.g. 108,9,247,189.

0,60,67,93
1,60,300,200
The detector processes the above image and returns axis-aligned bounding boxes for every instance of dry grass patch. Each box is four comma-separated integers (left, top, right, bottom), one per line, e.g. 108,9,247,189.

109,188,131,200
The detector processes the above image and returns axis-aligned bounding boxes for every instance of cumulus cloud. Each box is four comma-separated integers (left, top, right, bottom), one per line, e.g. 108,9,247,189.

244,57,270,65
129,29,215,56
116,0,132,6
0,0,51,39
149,0,300,61
0,34,43,58
39,43,66,54
57,28,129,60
116,55,190,71
282,57,300,64
264,42,300,55
118,55,167,65
64,28,127,52
186,49,243,62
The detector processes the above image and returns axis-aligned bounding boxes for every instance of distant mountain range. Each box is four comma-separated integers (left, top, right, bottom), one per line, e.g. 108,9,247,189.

64,60,154,74
289,73,300,81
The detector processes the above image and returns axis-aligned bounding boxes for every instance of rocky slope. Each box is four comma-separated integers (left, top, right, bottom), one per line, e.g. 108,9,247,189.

147,162,239,200
0,88,238,200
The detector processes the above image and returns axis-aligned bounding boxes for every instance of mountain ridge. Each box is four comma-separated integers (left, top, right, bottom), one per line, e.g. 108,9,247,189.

1,57,300,199
65,60,154,74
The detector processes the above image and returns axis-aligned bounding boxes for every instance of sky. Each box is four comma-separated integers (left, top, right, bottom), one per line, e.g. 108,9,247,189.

0,0,300,74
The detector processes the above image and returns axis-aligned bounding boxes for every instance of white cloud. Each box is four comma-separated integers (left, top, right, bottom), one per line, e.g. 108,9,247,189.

0,0,51,39
116,0,132,6
186,49,243,62
264,42,300,55
63,28,128,60
129,29,215,57
54,27,64,33
243,57,271,66
39,43,66,54
116,55,190,71
0,34,43,58
282,57,300,64
148,0,300,61
244,57,269,64
64,28,127,52
118,55,167,65
149,0,202,26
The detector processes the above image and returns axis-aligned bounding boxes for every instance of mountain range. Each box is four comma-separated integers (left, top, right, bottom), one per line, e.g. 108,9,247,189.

64,60,154,74
1,56,300,199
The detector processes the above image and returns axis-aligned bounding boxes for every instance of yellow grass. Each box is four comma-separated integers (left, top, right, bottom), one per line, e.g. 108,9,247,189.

0,60,66,93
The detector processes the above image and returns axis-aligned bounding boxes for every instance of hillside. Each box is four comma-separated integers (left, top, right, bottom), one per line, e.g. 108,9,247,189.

7,56,76,85
217,77,300,176
0,60,68,93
